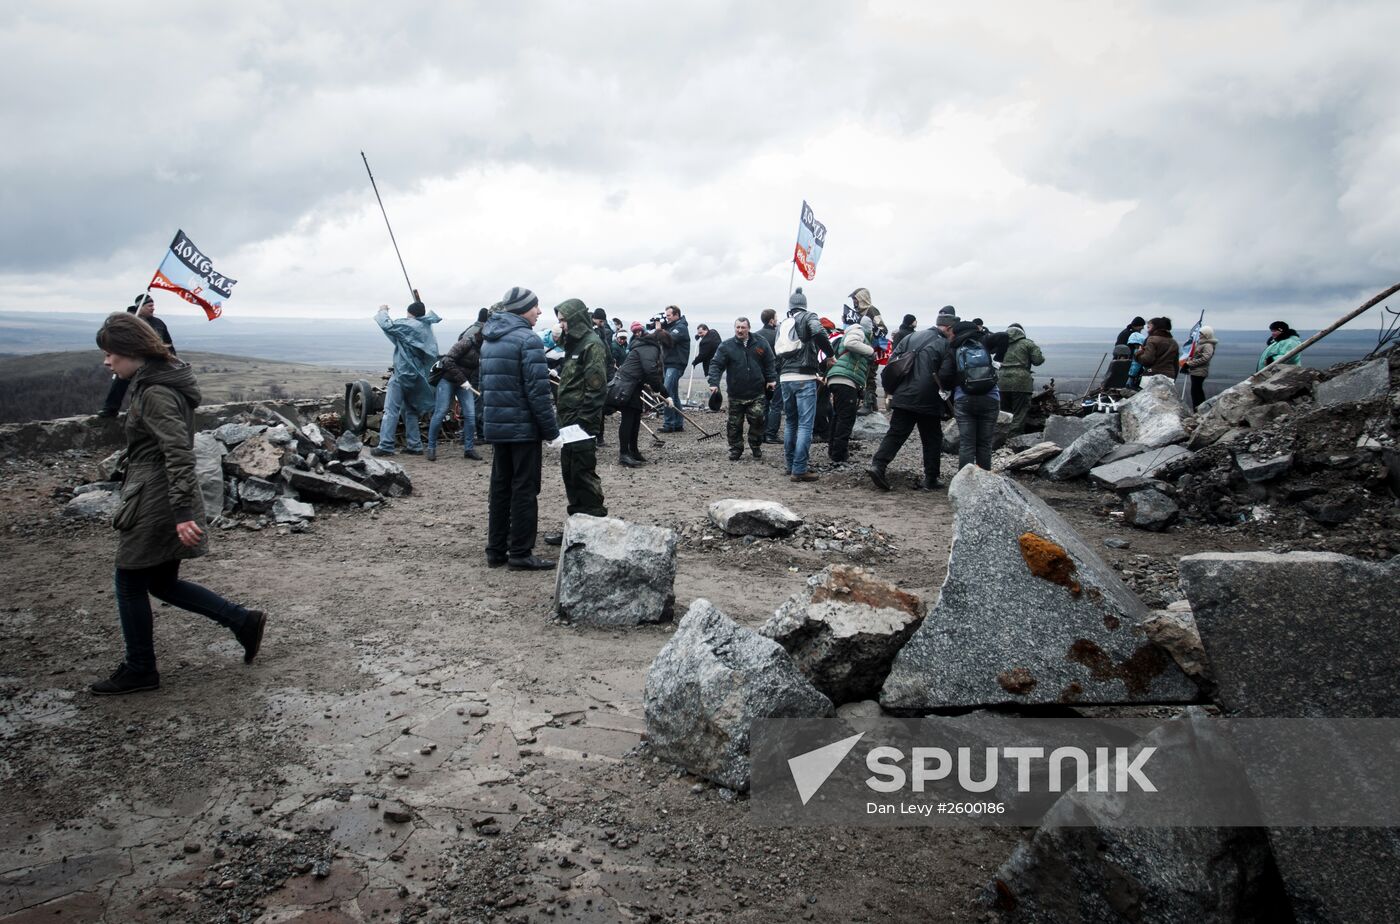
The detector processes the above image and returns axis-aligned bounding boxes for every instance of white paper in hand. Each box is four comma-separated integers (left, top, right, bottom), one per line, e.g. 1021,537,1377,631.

556,424,594,444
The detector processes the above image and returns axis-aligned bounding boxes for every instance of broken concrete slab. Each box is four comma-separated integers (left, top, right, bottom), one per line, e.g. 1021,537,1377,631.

237,477,278,514
63,489,119,520
1118,374,1187,448
337,457,412,496
193,432,225,520
879,466,1197,710
1239,402,1291,429
553,515,677,626
273,497,315,524
644,599,833,790
1042,414,1113,449
212,422,266,447
1088,445,1193,489
1188,381,1263,450
1096,441,1148,466
982,709,1278,923
1141,607,1211,685
1040,427,1120,481
759,565,924,705
281,467,382,503
222,435,287,481
335,431,364,461
707,499,803,537
850,413,890,441
1179,551,1400,717
1315,357,1389,407
942,410,1016,454
996,442,1061,473
1122,487,1179,531
1249,363,1316,403
1004,432,1046,452
1234,451,1293,483
1179,551,1400,921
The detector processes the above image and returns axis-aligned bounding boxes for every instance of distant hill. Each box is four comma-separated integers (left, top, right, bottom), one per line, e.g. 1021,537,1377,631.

0,351,383,424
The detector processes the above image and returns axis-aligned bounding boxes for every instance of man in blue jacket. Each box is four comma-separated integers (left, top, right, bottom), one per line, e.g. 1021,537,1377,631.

481,287,560,571
371,299,440,456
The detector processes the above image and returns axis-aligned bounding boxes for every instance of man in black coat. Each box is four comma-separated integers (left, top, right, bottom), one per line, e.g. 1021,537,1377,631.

480,287,560,572
692,324,722,376
98,294,176,417
707,317,776,461
1116,317,1146,347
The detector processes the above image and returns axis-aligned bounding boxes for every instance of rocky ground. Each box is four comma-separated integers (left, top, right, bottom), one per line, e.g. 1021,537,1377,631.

0,406,1329,923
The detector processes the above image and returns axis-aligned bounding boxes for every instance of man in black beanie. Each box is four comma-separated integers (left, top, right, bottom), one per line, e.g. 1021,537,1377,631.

97,294,176,417
481,286,560,571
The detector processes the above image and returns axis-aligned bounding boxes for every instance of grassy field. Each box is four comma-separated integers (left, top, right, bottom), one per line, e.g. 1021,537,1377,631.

0,351,385,424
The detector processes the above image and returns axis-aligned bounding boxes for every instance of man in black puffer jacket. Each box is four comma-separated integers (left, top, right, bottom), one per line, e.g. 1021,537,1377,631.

867,325,949,492
481,287,560,572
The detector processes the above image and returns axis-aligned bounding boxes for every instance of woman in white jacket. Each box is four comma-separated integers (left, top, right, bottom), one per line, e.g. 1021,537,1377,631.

1184,326,1217,410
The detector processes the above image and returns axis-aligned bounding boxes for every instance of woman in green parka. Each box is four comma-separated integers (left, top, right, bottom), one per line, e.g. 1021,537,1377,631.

1257,321,1302,372
90,312,266,696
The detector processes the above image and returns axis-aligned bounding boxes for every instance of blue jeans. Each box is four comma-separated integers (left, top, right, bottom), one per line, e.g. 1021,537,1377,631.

782,379,817,475
663,366,683,429
764,390,782,441
428,379,474,451
116,561,251,672
377,376,422,452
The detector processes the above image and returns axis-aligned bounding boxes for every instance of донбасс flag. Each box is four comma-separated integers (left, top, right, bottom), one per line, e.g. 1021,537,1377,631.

793,200,827,281
148,230,237,320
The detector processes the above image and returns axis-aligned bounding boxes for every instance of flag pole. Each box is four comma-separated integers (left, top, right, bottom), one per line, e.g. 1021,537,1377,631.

361,151,417,302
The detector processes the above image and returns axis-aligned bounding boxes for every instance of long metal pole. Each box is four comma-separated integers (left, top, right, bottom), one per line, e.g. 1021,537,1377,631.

361,151,416,301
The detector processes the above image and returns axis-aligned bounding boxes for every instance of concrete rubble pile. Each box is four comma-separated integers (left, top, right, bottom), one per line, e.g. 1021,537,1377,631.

981,524,1400,922
988,354,1399,541
63,407,409,530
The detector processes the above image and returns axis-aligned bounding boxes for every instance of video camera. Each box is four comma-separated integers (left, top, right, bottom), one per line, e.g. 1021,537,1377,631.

648,313,667,327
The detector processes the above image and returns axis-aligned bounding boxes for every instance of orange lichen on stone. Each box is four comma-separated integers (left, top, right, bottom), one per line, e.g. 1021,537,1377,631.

1018,532,1082,596
997,668,1037,695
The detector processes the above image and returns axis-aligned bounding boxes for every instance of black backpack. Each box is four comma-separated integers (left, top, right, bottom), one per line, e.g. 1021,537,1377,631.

955,340,996,395
880,348,917,393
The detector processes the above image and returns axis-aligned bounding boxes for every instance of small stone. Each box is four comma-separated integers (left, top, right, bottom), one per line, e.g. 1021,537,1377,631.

1103,538,1131,549
183,842,201,854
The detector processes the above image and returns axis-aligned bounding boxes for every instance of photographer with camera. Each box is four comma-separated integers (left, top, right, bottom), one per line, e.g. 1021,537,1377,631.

655,306,690,432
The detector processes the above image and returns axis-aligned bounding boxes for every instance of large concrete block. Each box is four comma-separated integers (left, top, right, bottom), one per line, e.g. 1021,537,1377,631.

644,600,833,790
880,466,1197,710
553,515,677,626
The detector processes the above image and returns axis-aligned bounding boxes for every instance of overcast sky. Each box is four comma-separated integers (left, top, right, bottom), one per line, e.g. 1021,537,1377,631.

2,1,1397,334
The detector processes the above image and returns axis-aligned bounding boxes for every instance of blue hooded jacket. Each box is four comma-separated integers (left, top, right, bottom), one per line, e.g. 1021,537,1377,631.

480,311,560,443
375,308,441,415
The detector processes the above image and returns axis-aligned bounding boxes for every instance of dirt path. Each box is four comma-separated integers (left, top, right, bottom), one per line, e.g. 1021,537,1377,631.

0,414,1267,922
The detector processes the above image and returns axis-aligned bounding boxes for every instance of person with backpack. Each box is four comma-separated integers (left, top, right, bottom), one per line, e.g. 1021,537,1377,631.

940,320,999,471
997,323,1045,436
867,322,949,491
426,325,483,461
827,317,875,463
776,287,836,482
607,328,669,466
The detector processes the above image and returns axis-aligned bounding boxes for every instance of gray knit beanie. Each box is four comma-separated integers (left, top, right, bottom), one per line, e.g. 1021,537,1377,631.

788,287,807,311
501,286,539,315
936,305,959,327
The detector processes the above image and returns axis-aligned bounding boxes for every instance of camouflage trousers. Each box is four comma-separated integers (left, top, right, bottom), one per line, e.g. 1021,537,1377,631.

727,398,766,453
